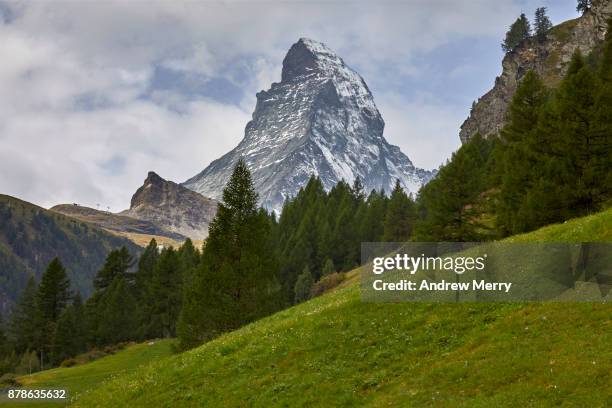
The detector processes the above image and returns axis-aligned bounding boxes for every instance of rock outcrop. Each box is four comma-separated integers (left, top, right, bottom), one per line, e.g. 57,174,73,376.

121,172,217,240
460,0,612,144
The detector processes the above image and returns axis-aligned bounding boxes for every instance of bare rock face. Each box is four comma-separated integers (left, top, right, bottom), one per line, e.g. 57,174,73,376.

183,38,434,212
121,172,217,240
460,0,612,144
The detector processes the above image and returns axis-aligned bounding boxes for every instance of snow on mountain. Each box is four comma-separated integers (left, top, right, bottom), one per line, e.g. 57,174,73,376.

183,38,434,211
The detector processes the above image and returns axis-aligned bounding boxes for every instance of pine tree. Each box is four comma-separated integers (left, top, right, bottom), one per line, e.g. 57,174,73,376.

177,239,200,272
576,0,592,14
334,195,359,270
36,258,71,323
359,189,388,242
546,51,601,216
220,158,258,223
497,70,550,233
321,258,335,277
592,20,612,204
10,277,38,353
534,7,553,41
71,293,87,355
504,70,549,140
351,176,366,202
383,180,416,241
177,159,282,349
176,239,201,307
135,239,159,296
0,315,16,374
328,180,357,270
88,249,137,346
278,176,327,299
96,277,137,346
52,305,78,365
415,134,496,241
51,293,87,364
35,258,71,361
502,13,532,53
294,266,314,304
94,247,134,291
14,350,40,375
0,316,8,362
143,247,182,338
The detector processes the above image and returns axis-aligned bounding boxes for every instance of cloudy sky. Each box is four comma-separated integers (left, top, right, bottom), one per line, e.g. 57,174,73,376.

0,0,579,211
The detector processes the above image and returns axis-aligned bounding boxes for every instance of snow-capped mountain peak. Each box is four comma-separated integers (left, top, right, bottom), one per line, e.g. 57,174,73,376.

183,38,434,211
282,38,378,116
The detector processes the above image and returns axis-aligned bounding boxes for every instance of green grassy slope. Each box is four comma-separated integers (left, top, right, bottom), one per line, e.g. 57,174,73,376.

4,340,173,407
505,208,612,242
71,209,612,407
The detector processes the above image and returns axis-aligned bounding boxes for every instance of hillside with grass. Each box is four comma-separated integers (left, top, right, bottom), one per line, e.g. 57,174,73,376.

4,340,173,407
67,209,612,407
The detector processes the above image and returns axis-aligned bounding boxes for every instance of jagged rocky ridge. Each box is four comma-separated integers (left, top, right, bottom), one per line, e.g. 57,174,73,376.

184,38,434,211
121,172,217,240
460,0,612,143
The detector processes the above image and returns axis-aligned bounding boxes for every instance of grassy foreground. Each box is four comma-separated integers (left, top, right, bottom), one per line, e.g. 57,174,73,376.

5,340,173,407
6,210,610,407
69,209,612,407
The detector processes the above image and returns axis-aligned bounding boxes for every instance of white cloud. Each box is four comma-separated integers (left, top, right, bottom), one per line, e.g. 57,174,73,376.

0,100,248,211
0,0,580,209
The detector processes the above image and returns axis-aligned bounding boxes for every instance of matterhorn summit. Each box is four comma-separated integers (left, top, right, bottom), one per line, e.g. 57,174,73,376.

184,38,434,211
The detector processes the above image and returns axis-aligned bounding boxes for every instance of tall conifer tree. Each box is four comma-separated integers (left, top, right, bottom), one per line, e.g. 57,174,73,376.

383,180,416,242
36,258,71,323
534,7,553,41
144,247,182,338
497,70,549,233
178,159,282,349
95,277,137,346
294,266,314,304
35,258,71,360
136,239,159,295
10,277,39,353
94,247,134,291
502,13,532,52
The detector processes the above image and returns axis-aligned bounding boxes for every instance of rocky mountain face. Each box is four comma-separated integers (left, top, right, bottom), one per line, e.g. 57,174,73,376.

184,38,434,211
460,0,612,144
121,172,217,240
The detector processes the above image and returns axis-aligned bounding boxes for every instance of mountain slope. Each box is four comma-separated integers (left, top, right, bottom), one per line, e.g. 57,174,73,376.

72,208,612,407
0,195,140,315
460,0,612,143
51,204,185,241
121,172,217,240
184,38,433,211
8,340,173,407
